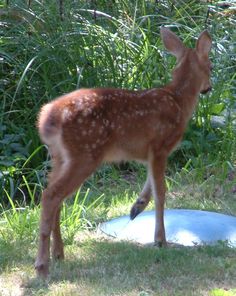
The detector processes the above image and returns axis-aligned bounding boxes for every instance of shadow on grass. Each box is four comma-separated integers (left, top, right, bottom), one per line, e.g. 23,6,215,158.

1,235,236,296
20,239,236,295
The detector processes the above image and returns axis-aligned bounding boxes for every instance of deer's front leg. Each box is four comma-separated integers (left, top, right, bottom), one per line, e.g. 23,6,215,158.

149,152,167,247
130,176,151,220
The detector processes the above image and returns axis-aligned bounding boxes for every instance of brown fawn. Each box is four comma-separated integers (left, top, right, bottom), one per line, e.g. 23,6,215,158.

35,27,212,277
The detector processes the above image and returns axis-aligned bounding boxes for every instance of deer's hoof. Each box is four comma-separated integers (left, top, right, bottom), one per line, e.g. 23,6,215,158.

154,240,167,248
130,199,146,220
130,205,142,220
35,261,49,279
52,248,65,261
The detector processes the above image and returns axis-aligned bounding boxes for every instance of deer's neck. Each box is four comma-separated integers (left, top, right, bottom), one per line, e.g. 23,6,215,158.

167,66,203,121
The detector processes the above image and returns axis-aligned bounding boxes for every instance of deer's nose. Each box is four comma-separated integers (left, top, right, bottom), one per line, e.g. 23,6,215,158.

201,86,212,94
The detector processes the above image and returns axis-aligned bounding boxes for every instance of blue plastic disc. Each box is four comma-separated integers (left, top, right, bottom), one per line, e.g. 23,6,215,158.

98,209,236,247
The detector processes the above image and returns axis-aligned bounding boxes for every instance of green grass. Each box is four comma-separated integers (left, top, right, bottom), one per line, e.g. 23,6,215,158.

1,230,236,295
0,164,236,295
0,0,236,295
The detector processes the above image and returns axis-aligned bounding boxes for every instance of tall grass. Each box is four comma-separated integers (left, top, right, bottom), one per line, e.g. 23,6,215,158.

0,0,235,211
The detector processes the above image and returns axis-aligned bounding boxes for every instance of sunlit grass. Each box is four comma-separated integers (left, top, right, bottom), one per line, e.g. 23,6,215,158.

0,237,236,295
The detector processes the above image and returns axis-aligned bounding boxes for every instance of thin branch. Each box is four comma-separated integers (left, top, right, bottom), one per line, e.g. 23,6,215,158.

205,6,211,29
58,0,64,21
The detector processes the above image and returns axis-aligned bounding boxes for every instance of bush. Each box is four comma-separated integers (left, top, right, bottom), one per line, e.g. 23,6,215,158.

0,0,235,205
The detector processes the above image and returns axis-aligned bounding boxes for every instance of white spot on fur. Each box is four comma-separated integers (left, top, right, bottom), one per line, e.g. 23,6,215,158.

75,100,83,110
99,127,104,134
162,96,168,102
103,119,109,126
83,109,92,116
62,108,72,121
136,110,144,116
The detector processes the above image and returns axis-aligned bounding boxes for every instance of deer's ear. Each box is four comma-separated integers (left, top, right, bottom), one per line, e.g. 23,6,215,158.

160,27,185,60
196,30,212,57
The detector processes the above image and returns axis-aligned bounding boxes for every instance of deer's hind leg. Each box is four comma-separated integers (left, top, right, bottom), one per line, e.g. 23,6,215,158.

52,206,64,260
35,151,101,278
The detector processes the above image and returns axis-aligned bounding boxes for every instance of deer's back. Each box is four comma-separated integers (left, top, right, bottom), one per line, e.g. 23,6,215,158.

38,88,184,162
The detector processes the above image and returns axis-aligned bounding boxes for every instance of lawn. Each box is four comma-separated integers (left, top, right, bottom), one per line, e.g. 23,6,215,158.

1,166,236,295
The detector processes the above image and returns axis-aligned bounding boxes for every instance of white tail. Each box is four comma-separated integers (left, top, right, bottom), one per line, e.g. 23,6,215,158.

35,27,212,277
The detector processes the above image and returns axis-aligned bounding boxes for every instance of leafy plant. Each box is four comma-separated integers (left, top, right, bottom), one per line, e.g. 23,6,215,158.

0,0,235,211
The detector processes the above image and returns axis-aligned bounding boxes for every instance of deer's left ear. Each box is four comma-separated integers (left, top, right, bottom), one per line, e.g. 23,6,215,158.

160,27,186,61
196,30,212,57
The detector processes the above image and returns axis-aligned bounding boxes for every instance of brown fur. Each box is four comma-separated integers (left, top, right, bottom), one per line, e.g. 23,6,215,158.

35,28,212,278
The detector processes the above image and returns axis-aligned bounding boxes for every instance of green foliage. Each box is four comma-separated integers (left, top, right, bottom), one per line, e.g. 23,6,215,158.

210,289,236,296
0,1,235,205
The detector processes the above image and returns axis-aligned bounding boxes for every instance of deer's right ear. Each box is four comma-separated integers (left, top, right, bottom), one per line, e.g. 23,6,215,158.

160,27,185,60
196,30,212,57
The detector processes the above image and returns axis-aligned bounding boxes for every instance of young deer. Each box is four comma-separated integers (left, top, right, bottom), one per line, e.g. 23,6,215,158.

35,28,212,277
